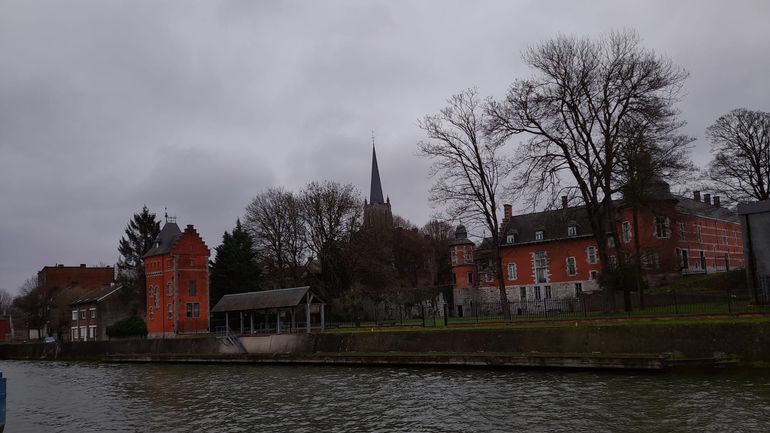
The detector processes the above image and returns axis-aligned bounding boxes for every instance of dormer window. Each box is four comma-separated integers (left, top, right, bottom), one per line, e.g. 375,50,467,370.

568,225,577,236
535,230,544,241
506,234,514,243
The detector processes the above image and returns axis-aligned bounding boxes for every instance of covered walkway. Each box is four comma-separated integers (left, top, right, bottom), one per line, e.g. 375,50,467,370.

211,286,326,335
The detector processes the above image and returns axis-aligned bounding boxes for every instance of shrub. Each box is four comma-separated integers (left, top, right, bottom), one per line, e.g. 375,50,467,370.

106,315,148,339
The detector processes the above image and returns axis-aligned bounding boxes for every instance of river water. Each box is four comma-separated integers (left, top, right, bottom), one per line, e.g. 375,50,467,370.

2,360,770,433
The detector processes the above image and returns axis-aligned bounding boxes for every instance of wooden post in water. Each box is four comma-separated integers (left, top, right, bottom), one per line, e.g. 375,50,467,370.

276,309,281,334
225,312,229,335
250,312,254,334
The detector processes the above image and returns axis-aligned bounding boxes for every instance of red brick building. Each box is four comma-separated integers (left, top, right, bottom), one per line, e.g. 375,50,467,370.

450,187,744,314
144,221,210,338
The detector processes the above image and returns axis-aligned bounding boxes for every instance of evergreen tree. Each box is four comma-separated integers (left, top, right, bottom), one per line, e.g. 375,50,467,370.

209,219,261,305
116,205,161,315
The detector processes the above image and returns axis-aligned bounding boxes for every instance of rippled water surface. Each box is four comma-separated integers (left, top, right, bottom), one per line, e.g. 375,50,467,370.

3,360,770,432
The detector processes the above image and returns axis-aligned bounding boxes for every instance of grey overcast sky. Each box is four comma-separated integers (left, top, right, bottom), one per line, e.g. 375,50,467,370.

1,0,769,294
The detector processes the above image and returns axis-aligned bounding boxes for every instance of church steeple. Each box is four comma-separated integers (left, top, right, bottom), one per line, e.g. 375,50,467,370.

369,137,385,205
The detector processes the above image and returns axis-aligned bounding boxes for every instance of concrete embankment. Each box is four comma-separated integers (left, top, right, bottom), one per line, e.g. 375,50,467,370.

1,320,768,369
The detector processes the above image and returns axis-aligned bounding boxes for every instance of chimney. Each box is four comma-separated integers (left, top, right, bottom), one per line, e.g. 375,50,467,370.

713,196,721,207
503,204,512,220
693,191,701,202
703,193,711,205
561,196,568,208
187,224,194,230
80,264,86,268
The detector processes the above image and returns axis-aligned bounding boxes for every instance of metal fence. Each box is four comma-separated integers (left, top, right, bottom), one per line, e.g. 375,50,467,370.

454,289,769,324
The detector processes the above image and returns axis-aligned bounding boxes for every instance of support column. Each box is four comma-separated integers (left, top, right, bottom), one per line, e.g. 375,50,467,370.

239,311,244,334
250,312,254,334
225,312,229,335
291,309,296,334
320,303,325,331
276,309,281,334
306,303,311,334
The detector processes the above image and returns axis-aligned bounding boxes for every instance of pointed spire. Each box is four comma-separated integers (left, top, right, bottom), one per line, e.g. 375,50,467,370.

369,134,385,204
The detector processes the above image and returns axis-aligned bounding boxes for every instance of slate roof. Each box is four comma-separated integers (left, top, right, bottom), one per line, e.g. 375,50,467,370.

369,146,385,205
211,286,323,313
70,284,123,306
676,196,739,222
143,222,182,258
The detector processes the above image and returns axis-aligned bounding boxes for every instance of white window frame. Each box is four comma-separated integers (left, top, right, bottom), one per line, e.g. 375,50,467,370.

88,325,96,339
80,310,86,320
451,250,457,265
507,263,517,281
71,310,78,321
534,286,542,300
534,251,548,283
566,257,577,276
575,282,583,297
654,217,670,239
587,246,597,264
535,230,544,241
71,327,78,340
568,225,577,236
622,221,632,243
544,285,552,299
90,308,96,319
519,286,527,300
167,303,173,320
678,222,686,241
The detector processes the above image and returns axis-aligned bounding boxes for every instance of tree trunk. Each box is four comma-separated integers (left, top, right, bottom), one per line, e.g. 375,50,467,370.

632,204,645,310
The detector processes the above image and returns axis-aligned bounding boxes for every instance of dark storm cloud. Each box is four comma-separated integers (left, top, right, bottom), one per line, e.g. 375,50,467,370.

2,0,770,293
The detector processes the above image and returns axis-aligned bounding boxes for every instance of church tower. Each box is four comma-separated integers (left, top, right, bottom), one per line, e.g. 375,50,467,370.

363,141,393,229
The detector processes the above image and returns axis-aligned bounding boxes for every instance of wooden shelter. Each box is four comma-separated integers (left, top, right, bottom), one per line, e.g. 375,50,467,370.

211,286,325,335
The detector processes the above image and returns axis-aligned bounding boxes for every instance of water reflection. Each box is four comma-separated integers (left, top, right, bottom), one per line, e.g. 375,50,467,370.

2,361,770,432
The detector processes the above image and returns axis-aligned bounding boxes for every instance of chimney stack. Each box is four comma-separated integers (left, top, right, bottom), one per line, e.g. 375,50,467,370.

714,196,721,207
503,204,512,220
704,193,711,205
693,191,701,202
561,196,568,208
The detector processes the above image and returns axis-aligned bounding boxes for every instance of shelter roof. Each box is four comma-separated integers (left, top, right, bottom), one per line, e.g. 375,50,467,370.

211,286,322,313
70,284,123,306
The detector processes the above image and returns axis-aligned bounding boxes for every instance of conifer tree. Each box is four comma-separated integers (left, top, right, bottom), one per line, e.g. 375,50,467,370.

116,205,161,314
209,219,261,305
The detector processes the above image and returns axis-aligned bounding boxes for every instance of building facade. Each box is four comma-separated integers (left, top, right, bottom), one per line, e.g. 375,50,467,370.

450,189,745,314
69,285,125,341
144,221,211,338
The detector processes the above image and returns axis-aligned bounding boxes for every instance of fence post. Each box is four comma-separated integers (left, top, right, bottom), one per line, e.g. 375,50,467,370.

421,305,425,328
673,290,679,315
444,303,449,327
727,289,733,314
583,294,588,318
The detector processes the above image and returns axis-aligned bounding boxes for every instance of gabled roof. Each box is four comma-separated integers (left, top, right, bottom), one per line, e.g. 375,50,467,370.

70,284,123,306
143,222,182,258
498,205,594,246
211,286,323,313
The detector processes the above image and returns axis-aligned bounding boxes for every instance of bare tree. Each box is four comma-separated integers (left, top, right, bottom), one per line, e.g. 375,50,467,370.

418,88,512,307
706,108,770,203
301,181,363,296
487,30,689,310
244,188,307,288
0,288,12,316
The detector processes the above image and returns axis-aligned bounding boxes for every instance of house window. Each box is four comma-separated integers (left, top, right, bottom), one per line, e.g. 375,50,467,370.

80,310,86,320
149,306,154,321
464,250,473,263
452,272,457,285
534,251,548,283
696,225,703,242
678,222,686,241
189,257,195,266
520,287,527,300
643,251,660,269
485,272,493,283
90,308,96,319
607,236,615,248
700,251,706,270
535,230,544,241
154,288,160,309
568,225,577,236
80,326,87,341
622,221,632,243
507,263,518,281
451,251,457,265
71,327,78,340
654,217,670,239
467,272,474,285
188,280,197,296
167,282,173,297
678,249,689,269
608,255,617,269
186,302,201,318
575,282,583,297
148,286,153,298
71,310,78,321
590,271,598,280
587,246,597,264
167,303,173,320
566,257,577,276
722,229,728,244
544,285,552,299
534,286,542,300
506,235,513,243
88,325,96,339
